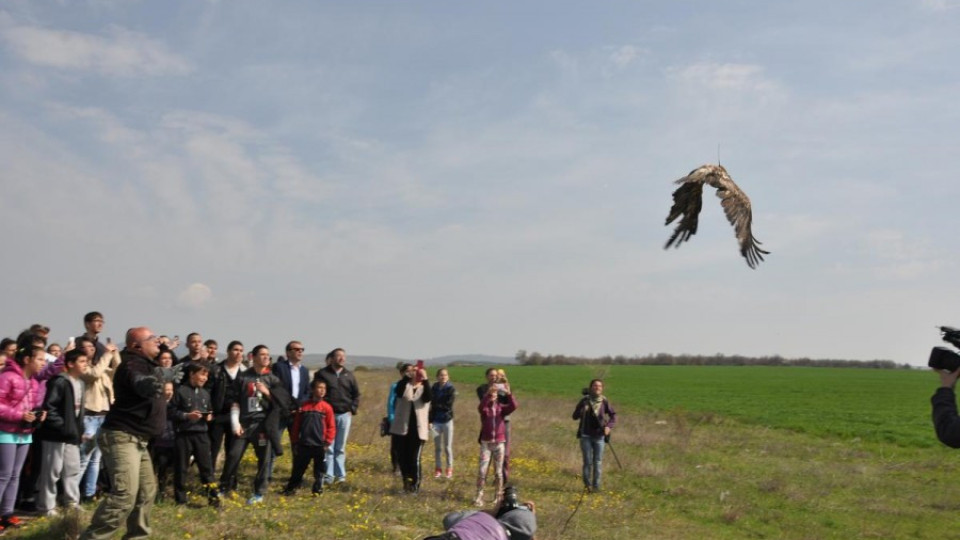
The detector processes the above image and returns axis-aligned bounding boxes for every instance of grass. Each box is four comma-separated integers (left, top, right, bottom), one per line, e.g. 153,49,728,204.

9,365,960,539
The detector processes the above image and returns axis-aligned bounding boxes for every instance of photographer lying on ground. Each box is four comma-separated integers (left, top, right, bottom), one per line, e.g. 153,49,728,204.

932,367,960,446
423,485,537,540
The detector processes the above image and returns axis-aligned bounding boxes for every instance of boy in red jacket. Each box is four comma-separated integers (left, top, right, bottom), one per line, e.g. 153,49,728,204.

282,380,335,496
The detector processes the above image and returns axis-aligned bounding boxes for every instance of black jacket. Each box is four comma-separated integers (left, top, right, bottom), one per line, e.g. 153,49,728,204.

932,387,960,447
103,349,166,439
229,368,293,454
37,374,85,444
171,383,213,434
313,365,360,415
429,382,456,423
272,358,311,405
210,361,242,420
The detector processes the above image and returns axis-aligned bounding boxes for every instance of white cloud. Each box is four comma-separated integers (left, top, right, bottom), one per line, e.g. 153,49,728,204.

609,45,643,69
1,21,191,76
176,283,214,310
670,62,779,93
921,0,960,11
864,229,943,279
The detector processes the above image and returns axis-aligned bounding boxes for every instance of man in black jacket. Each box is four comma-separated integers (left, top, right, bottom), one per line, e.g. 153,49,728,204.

81,327,166,540
36,349,88,516
312,347,360,484
219,345,285,504
932,368,960,447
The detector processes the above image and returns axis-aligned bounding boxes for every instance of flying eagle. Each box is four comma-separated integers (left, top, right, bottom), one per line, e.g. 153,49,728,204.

664,164,769,269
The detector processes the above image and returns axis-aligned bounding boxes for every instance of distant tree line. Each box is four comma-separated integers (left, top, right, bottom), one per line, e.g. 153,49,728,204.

514,350,911,369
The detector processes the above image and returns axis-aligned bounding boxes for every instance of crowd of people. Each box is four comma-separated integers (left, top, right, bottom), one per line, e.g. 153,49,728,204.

0,312,619,539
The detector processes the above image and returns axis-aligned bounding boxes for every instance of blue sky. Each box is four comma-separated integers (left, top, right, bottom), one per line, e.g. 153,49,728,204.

1,1,958,365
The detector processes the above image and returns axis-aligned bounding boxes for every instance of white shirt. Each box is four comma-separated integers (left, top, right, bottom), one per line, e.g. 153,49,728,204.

290,362,301,400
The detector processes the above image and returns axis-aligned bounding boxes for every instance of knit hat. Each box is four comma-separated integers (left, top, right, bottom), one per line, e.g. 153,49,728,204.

498,508,536,540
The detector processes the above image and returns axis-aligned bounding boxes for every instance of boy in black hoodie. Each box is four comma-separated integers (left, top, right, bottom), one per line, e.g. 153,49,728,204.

171,363,219,507
36,349,88,516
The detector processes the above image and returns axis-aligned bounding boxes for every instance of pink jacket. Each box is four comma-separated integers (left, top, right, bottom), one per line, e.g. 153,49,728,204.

477,393,517,443
0,361,42,434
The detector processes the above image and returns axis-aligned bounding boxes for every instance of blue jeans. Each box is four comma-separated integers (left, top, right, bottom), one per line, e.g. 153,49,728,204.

579,435,605,489
433,421,454,470
324,412,352,481
79,415,105,497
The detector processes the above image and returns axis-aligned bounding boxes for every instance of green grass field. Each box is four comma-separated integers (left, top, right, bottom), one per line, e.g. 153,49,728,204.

454,365,936,447
10,365,960,539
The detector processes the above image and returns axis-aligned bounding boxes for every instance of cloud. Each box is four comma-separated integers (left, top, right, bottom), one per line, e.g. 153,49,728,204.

176,283,214,310
669,62,779,93
609,45,643,69
1,20,191,76
863,229,944,279
921,0,960,11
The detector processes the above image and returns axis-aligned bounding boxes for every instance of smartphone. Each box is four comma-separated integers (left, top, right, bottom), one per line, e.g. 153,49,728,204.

415,359,425,383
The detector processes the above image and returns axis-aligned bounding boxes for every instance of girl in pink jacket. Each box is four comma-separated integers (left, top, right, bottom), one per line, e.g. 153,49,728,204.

473,385,517,507
0,345,49,531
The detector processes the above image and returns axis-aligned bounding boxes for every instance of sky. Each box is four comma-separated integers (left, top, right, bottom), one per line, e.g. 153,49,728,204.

1,1,959,365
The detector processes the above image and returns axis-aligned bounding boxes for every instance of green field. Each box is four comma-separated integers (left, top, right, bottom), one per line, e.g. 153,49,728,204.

453,364,937,447
12,365,960,539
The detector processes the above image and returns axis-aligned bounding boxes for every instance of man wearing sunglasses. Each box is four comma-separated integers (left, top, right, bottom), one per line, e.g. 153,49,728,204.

81,327,165,540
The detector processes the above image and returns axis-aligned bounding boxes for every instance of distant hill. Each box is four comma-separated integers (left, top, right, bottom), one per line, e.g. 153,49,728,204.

298,353,515,370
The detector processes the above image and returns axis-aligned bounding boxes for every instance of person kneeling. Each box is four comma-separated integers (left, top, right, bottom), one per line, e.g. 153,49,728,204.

283,380,336,496
424,485,537,540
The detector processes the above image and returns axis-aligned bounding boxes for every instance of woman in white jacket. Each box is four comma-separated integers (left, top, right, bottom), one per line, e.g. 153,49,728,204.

389,363,431,494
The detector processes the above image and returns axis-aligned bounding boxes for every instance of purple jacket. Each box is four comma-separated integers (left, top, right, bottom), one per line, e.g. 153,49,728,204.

478,393,517,443
0,361,42,434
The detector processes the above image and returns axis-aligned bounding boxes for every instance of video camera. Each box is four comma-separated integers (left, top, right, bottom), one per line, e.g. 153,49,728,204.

929,326,960,371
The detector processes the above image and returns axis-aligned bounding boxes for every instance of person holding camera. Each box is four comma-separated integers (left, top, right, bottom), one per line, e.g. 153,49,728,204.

573,378,617,492
0,344,49,532
931,366,960,446
171,362,219,507
389,363,432,494
424,485,538,540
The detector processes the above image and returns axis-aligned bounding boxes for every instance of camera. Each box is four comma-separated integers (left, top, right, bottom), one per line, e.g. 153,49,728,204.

495,485,529,518
930,326,960,371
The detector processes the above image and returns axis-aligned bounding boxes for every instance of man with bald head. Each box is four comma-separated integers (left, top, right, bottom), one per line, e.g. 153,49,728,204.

81,327,166,540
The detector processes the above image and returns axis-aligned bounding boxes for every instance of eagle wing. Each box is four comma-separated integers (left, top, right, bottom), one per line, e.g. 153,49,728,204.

664,164,769,269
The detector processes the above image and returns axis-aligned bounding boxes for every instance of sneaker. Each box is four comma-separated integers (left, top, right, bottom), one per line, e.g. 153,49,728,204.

0,516,22,528
246,494,264,505
43,509,61,518
445,468,453,479
434,468,442,479
334,477,346,484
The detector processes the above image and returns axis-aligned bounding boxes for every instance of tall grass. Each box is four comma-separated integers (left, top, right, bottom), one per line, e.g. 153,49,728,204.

10,366,960,539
